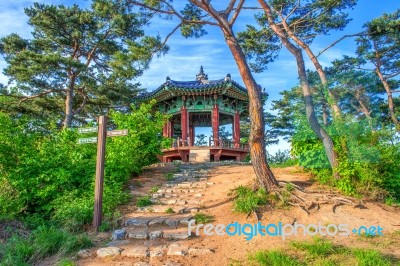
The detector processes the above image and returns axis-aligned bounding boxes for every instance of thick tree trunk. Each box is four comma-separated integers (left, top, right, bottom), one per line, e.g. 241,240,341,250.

259,0,339,178
63,75,75,128
63,88,74,128
221,26,278,190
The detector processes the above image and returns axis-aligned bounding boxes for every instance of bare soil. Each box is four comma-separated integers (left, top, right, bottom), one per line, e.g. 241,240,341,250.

77,164,400,266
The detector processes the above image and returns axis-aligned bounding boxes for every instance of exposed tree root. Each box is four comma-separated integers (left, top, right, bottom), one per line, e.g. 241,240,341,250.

271,181,364,216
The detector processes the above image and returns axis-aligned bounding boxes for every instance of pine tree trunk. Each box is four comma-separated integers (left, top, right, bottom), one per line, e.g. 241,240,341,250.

279,18,342,118
373,40,399,127
63,75,75,128
221,25,278,191
259,0,340,178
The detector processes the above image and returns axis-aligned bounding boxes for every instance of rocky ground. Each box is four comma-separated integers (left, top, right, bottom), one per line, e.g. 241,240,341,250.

75,162,400,266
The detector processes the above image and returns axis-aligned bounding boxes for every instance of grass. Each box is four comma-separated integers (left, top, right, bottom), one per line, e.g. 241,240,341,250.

194,213,214,224
149,186,160,194
230,186,268,214
248,238,397,266
136,195,152,207
165,173,175,181
0,226,91,266
354,249,392,266
249,250,303,266
164,207,175,214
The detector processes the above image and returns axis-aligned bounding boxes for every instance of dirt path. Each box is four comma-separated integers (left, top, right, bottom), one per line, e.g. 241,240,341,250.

76,163,400,266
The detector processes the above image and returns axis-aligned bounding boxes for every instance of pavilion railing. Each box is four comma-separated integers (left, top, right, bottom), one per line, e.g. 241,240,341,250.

171,137,249,150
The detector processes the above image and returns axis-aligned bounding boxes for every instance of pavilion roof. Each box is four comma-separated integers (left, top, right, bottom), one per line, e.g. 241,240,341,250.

135,67,250,102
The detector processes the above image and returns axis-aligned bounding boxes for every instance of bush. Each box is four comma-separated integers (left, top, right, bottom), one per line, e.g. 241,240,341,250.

137,196,152,207
231,186,268,214
0,226,91,265
0,102,167,228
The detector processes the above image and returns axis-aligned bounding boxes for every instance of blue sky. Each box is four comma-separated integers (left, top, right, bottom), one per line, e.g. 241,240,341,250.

0,0,398,154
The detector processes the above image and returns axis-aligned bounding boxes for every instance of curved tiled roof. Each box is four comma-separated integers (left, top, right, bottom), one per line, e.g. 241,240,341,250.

136,77,248,101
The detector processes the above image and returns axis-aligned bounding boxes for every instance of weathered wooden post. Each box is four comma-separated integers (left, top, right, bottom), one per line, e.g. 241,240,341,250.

93,115,107,232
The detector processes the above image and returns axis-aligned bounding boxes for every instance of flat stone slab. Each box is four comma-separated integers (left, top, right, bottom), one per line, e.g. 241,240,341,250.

121,246,149,257
77,249,91,259
125,217,151,226
107,240,131,247
163,229,190,240
188,247,215,256
149,230,163,240
148,217,167,225
134,262,150,266
127,228,148,239
167,243,188,256
179,216,194,225
165,217,181,227
96,247,122,258
149,245,167,257
112,228,126,241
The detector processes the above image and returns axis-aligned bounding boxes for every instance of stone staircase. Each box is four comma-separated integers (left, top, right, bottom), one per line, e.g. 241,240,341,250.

78,163,218,263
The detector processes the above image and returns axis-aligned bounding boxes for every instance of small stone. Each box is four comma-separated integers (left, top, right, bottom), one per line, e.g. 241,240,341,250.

96,247,121,258
179,216,193,225
149,230,163,240
149,245,167,257
163,229,190,240
148,217,167,225
165,194,178,198
112,228,126,241
194,193,203,198
167,199,177,204
77,249,91,259
188,248,214,256
125,217,151,226
127,228,148,239
157,189,165,193
152,193,164,199
165,189,173,193
206,182,214,185
165,217,181,227
121,246,149,257
164,261,183,266
189,208,200,214
107,240,131,247
167,244,188,256
134,262,151,266
189,189,195,193
176,200,187,205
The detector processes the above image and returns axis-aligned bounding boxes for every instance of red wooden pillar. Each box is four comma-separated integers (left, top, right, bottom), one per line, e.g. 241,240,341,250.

233,111,240,148
162,122,168,138
212,104,219,146
181,107,188,144
189,125,195,146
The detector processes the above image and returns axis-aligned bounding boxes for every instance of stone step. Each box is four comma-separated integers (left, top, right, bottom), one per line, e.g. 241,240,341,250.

92,243,215,259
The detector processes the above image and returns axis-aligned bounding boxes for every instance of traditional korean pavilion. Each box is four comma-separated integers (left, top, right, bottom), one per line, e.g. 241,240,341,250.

136,67,250,162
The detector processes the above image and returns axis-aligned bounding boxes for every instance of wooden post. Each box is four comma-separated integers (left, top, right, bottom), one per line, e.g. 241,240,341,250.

233,111,240,148
93,115,107,232
212,105,219,146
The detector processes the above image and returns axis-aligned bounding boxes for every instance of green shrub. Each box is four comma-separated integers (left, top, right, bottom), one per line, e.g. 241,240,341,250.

137,196,152,207
0,226,91,265
165,173,175,181
194,213,214,224
165,208,175,214
231,186,268,214
150,186,160,194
